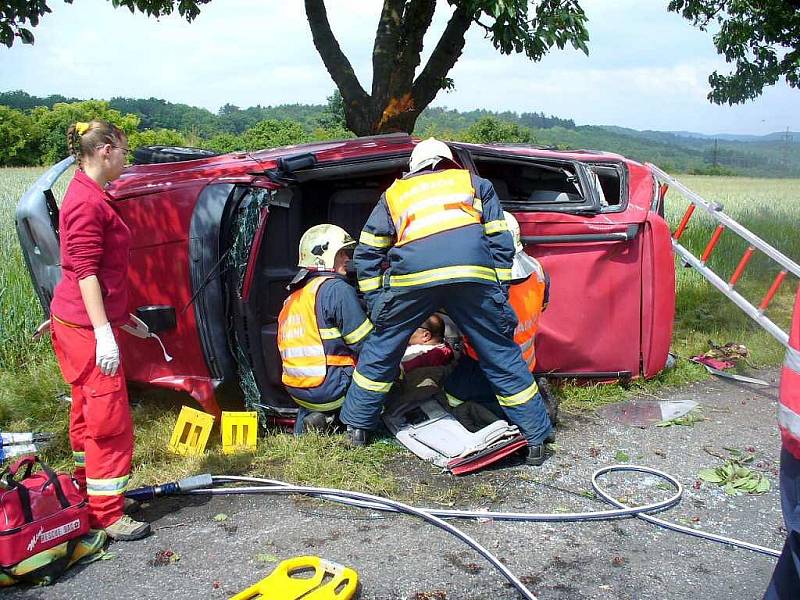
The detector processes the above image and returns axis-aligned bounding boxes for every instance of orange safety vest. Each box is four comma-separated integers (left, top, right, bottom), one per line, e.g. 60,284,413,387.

384,169,481,246
778,288,800,459
464,272,546,371
277,276,355,389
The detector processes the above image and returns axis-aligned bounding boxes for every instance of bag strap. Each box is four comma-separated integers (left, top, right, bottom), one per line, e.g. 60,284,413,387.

4,478,34,523
40,465,71,510
3,454,37,479
4,455,70,510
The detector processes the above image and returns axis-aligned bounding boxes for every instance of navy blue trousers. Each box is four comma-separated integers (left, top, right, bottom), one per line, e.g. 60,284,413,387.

339,283,552,445
443,355,550,436
764,448,800,599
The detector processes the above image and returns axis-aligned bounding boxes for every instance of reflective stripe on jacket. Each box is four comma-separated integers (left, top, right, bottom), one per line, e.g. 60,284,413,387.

278,276,355,389
385,169,481,246
464,270,547,372
355,170,515,297
779,288,800,459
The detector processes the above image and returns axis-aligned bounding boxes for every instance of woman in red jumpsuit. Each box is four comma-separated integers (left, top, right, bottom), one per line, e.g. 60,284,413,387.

49,120,149,541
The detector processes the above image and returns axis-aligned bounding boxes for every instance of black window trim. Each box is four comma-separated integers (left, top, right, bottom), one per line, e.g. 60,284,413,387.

584,160,630,214
467,150,602,215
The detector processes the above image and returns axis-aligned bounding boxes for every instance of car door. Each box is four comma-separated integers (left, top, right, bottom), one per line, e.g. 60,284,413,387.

457,145,650,380
15,156,73,316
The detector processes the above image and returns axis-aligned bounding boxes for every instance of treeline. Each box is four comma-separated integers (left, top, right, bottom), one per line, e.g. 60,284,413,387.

0,93,353,167
1,90,797,177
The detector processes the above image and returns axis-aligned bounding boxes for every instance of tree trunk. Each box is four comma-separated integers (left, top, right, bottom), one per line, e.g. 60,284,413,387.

305,0,472,136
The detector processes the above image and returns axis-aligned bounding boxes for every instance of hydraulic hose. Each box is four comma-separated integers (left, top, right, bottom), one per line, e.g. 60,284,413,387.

130,465,781,600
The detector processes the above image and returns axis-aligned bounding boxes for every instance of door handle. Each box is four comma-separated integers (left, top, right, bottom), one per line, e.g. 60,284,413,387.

522,224,639,245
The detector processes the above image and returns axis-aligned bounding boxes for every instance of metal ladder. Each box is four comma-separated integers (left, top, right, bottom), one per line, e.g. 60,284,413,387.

648,163,800,349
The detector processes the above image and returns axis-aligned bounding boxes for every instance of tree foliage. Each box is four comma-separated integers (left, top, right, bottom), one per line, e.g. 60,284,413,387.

239,119,308,151
0,0,209,47
462,116,533,144
0,105,40,165
31,100,139,164
669,0,800,104
1,93,797,176
128,127,186,150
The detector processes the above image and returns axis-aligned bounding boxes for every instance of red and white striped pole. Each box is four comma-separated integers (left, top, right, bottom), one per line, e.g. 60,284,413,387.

778,287,800,459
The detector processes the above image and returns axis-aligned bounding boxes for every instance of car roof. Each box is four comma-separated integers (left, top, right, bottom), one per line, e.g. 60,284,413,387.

109,134,634,199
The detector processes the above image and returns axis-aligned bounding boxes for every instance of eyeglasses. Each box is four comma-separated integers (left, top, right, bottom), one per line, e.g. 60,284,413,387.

95,144,131,156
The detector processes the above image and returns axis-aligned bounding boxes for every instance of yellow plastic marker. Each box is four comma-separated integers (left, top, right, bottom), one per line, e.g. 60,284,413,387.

229,555,359,600
168,406,215,456
221,411,258,454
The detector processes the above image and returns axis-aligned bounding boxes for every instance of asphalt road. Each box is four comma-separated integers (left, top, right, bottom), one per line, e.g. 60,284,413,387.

7,369,785,599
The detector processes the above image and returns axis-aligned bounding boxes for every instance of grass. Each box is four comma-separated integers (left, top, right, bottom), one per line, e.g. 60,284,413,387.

1,167,798,496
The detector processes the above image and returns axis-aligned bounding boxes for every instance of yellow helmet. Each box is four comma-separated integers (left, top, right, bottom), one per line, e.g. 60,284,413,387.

298,224,356,270
409,137,455,173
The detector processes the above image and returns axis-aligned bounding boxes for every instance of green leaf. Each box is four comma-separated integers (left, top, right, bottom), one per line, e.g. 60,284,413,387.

256,553,279,563
722,482,741,496
698,468,723,483
213,513,228,522
755,478,771,494
613,450,629,463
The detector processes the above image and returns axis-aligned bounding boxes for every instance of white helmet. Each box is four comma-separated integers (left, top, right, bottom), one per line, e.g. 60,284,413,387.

503,211,545,281
409,137,455,173
298,224,355,270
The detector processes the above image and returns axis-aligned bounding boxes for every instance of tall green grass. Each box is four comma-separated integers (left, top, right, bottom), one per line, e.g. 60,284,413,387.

667,176,797,365
1,167,798,488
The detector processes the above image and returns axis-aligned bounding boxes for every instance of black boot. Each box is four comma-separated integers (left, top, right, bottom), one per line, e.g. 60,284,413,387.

525,444,548,466
345,426,368,447
303,411,329,432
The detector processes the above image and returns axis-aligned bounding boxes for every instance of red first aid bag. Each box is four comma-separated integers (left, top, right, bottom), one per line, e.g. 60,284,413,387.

0,455,89,567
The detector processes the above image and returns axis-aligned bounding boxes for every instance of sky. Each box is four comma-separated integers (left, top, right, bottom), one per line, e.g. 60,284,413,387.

1,0,797,135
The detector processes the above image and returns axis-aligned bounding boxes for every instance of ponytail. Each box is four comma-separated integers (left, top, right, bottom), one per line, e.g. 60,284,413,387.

66,120,125,169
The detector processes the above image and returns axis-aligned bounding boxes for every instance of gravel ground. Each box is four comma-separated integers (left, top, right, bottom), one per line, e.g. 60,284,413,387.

7,369,785,600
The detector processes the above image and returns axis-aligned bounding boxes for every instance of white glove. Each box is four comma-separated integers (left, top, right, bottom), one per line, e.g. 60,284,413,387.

94,323,120,376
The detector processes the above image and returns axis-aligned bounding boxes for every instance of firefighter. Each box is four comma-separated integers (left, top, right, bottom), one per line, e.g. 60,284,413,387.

278,224,374,434
339,138,553,464
49,121,149,541
764,287,800,598
443,211,558,431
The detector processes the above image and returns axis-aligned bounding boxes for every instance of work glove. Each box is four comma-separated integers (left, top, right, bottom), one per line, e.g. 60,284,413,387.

94,323,120,376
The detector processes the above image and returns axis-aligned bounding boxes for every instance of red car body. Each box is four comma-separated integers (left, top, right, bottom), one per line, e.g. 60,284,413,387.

16,135,675,416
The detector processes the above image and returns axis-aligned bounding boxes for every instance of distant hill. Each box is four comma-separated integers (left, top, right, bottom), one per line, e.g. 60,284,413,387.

2,90,798,177
600,125,799,144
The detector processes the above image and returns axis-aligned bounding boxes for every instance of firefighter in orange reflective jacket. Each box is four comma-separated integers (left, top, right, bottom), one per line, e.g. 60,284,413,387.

444,211,554,426
765,286,800,599
278,224,374,434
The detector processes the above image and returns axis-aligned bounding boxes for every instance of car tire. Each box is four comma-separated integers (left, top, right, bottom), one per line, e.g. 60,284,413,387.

132,146,219,165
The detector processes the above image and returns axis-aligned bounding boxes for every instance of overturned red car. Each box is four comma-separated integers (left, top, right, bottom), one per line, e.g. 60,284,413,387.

16,135,675,417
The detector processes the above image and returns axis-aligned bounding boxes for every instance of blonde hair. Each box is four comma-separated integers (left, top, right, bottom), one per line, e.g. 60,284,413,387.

66,120,125,168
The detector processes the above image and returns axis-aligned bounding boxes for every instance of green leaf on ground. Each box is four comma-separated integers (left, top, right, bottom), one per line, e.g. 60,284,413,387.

655,408,706,427
256,553,279,563
614,450,630,463
698,459,770,496
698,468,724,483
213,513,228,522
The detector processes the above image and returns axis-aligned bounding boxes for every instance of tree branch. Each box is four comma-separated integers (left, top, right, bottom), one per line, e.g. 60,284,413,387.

371,0,405,101
411,4,473,109
389,0,437,97
305,0,369,108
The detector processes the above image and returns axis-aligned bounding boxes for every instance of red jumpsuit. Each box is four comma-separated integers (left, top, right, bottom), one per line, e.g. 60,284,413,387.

50,169,133,529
